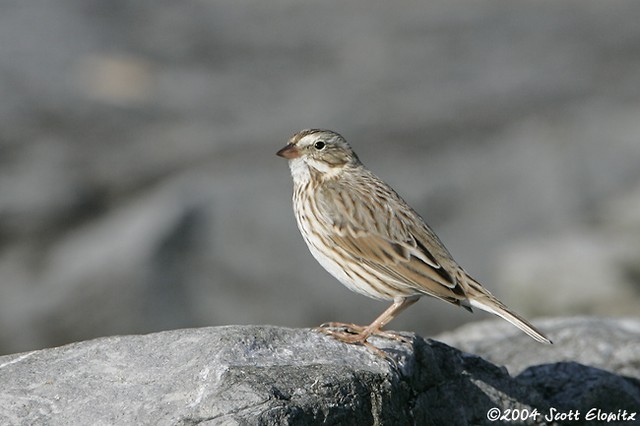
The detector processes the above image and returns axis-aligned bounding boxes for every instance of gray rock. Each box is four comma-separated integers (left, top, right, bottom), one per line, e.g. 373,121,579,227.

436,316,640,378
0,320,638,425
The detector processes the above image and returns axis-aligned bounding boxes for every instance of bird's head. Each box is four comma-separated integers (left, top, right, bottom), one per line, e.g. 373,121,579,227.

277,129,360,181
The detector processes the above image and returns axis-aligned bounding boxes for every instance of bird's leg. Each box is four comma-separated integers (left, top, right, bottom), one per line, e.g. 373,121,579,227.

316,296,419,348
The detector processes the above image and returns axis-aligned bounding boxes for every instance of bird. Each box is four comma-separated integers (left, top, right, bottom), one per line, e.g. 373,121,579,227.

276,129,551,355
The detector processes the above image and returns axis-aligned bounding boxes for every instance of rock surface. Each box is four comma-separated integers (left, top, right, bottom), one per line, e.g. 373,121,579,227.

437,316,640,378
0,318,638,425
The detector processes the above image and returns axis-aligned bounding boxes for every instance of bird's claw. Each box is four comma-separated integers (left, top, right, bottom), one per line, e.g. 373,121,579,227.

315,322,411,366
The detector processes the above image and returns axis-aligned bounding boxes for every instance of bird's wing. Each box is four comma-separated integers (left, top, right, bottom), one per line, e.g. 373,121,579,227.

316,178,468,303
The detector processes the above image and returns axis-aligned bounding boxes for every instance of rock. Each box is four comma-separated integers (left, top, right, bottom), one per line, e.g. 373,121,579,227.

0,320,638,425
436,316,640,378
494,228,640,318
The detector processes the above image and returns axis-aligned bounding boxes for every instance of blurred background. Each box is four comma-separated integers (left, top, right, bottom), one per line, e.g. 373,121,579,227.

1,0,640,355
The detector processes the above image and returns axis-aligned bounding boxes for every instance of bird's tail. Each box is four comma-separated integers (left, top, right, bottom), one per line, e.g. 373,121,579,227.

466,277,552,344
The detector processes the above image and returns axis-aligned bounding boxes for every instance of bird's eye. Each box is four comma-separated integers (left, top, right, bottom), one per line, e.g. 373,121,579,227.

314,141,326,150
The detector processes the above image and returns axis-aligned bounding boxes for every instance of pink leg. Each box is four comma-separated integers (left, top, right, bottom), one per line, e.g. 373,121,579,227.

316,297,419,357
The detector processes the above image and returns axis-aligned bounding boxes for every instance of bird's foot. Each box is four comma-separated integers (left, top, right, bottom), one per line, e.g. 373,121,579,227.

317,322,412,344
315,322,411,363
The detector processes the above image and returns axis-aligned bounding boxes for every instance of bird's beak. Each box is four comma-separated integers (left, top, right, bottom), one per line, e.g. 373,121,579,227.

276,144,301,159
